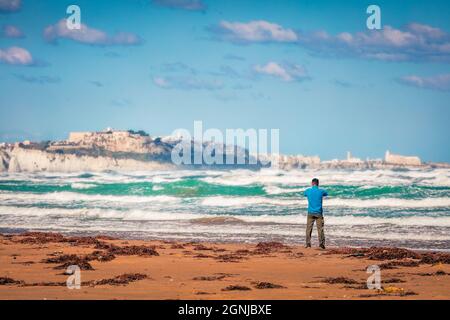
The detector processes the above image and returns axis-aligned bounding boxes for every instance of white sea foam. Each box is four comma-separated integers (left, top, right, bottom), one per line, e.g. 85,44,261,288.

200,196,301,207
2,168,450,187
0,191,180,204
71,183,96,189
200,196,450,208
263,185,304,195
1,205,449,227
201,168,450,187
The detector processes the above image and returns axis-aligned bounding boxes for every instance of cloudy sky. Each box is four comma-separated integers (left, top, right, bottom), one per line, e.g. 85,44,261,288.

0,0,449,161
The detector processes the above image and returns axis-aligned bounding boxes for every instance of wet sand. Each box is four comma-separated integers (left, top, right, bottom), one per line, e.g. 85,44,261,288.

0,232,449,300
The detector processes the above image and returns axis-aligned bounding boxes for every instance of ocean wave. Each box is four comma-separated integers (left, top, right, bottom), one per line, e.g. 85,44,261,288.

201,168,450,187
1,205,449,227
189,216,246,224
200,196,450,208
0,191,180,204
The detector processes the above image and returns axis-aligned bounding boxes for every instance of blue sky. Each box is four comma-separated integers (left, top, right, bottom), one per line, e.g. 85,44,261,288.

0,0,449,162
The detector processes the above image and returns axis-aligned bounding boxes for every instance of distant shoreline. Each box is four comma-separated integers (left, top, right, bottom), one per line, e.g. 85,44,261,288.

2,129,449,172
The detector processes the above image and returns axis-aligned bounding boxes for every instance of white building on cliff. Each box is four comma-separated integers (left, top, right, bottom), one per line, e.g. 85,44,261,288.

384,150,421,166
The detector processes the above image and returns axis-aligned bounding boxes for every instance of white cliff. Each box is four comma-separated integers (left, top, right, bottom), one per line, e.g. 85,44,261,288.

1,147,174,173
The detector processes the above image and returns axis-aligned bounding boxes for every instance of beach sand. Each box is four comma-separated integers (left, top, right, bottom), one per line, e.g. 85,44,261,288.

0,232,449,300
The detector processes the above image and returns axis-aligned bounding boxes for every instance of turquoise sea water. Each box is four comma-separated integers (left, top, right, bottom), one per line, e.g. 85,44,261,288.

0,168,449,250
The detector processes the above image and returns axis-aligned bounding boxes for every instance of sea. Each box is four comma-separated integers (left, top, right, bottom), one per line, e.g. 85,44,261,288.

0,168,449,251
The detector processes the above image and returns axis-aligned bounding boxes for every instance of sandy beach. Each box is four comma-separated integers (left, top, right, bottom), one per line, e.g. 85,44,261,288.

0,232,449,300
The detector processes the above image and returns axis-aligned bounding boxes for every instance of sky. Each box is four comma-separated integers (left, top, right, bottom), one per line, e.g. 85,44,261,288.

0,0,449,162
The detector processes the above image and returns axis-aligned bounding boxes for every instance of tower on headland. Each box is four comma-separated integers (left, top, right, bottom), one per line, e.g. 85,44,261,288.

345,151,362,163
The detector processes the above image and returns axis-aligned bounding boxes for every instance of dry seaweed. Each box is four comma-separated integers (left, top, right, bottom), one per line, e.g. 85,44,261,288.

378,260,420,269
85,273,148,286
0,277,24,285
193,275,227,281
42,254,94,270
253,281,286,289
254,242,287,254
222,285,252,291
215,254,245,262
322,277,359,284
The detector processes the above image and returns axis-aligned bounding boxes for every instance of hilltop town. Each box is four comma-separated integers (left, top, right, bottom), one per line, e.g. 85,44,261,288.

0,129,447,172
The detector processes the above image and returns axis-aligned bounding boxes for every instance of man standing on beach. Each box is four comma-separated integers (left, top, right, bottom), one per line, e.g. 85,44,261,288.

304,178,328,249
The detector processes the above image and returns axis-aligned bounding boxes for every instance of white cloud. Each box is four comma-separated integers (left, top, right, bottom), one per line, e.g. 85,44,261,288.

216,20,298,43
0,0,21,13
253,62,309,82
397,74,450,92
213,20,450,63
0,46,33,65
43,19,141,46
298,23,450,63
153,76,170,88
2,24,24,38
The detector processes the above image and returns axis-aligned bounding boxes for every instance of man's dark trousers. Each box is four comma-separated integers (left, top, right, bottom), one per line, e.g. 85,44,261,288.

306,214,325,247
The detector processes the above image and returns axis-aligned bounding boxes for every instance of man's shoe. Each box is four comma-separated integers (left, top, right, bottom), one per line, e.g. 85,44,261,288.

319,245,326,250
305,245,311,248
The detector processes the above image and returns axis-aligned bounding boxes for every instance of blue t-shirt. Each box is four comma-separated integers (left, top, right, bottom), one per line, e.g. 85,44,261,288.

304,186,328,215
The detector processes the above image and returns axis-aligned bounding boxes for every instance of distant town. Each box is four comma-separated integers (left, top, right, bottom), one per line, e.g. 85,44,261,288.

0,128,448,172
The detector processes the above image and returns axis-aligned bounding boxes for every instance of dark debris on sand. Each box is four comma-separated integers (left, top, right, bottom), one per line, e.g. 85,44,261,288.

215,254,245,262
193,275,227,281
253,281,286,289
28,232,159,270
16,232,107,247
170,244,185,249
85,250,116,262
193,253,214,259
383,278,406,283
222,285,252,291
195,291,215,295
42,254,95,270
359,290,418,298
193,244,214,251
254,242,288,254
24,281,67,287
378,260,420,269
13,232,158,258
0,277,24,285
1,273,148,287
322,277,359,284
418,270,449,276
327,247,420,260
84,273,148,286
419,252,450,264
328,247,450,270
94,241,159,257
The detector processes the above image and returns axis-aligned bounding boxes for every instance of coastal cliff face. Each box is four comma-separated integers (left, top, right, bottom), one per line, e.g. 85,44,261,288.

0,130,261,172
0,147,175,173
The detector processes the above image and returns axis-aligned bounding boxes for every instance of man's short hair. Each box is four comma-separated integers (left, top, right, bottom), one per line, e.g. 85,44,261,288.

312,178,319,185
